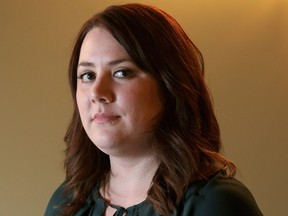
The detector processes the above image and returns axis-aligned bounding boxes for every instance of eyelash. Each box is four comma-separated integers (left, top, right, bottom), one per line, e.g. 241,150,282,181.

113,69,133,78
77,71,95,83
77,69,133,83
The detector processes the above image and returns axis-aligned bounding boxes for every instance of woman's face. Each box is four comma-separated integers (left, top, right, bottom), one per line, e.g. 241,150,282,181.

76,27,163,157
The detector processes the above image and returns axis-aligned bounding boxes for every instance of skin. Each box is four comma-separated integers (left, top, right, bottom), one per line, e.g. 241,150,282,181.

76,26,163,158
76,27,163,213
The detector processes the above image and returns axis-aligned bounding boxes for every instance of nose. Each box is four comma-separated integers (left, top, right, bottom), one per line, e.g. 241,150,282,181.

90,74,114,104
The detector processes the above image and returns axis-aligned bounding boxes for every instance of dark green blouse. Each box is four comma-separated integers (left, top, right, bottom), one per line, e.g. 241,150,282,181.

45,172,263,216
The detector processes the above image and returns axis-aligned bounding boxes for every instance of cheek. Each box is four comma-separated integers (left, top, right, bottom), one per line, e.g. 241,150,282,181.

118,89,138,112
76,90,88,116
140,83,163,112
76,91,82,109
121,84,163,119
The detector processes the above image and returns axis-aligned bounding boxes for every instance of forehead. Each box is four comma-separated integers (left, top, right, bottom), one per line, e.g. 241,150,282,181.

79,27,130,62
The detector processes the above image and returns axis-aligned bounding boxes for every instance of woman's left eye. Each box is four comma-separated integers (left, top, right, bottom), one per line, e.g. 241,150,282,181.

113,69,133,78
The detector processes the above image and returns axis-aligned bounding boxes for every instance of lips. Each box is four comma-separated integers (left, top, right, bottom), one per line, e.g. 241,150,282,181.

92,113,121,124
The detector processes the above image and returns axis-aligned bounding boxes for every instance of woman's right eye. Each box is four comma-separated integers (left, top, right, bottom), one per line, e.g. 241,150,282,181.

77,72,96,83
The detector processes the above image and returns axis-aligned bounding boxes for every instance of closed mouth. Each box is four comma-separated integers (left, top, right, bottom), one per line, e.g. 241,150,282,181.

92,113,121,124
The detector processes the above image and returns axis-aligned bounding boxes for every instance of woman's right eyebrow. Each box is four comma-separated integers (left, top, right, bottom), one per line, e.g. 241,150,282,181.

77,61,95,68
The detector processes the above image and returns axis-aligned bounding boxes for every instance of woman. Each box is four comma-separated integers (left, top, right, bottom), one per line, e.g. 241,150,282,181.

45,3,263,216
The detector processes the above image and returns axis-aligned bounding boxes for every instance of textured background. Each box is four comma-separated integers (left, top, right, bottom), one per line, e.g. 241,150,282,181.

1,0,287,215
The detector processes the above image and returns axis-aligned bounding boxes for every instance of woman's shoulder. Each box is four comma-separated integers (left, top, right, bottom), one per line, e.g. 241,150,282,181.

177,171,263,216
44,182,70,216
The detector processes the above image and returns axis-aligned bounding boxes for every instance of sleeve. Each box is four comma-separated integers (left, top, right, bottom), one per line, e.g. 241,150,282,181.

181,177,263,216
44,183,68,216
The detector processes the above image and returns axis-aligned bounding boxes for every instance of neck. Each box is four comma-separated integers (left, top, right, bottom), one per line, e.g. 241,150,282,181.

103,153,159,208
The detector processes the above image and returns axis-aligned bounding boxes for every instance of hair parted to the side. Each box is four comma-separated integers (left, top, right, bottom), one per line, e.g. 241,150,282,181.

61,3,236,216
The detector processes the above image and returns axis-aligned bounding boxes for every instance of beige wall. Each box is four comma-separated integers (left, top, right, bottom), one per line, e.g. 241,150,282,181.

1,0,287,215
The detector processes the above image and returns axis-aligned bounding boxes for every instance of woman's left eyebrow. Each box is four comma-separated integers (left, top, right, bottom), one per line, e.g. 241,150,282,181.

107,58,131,66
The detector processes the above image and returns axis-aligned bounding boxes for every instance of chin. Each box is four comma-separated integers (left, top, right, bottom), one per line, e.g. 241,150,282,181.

91,137,121,152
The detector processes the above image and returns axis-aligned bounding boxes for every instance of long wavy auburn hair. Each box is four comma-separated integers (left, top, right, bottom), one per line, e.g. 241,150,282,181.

61,3,236,216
